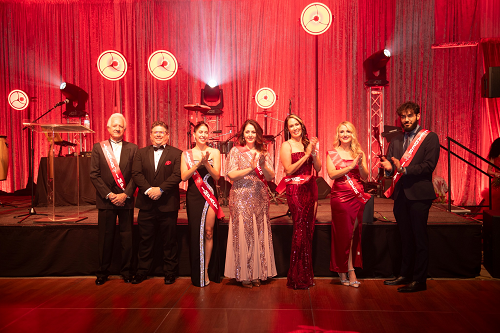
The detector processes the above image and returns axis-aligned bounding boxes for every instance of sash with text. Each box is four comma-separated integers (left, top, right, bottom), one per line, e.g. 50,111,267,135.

100,140,126,191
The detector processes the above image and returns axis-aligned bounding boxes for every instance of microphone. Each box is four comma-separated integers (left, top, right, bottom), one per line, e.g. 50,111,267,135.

54,99,70,107
289,99,292,114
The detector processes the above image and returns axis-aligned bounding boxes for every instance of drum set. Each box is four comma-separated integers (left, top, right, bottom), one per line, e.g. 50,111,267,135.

184,103,285,206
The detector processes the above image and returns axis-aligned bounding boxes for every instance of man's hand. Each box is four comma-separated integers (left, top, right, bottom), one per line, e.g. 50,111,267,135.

379,156,393,173
148,187,163,200
391,157,402,172
111,193,127,206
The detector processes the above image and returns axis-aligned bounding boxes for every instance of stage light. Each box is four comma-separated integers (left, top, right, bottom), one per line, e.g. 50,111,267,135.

8,90,29,110
148,50,178,81
97,50,128,81
201,83,224,112
207,80,217,88
363,49,391,86
301,2,333,35
60,82,89,117
255,87,277,109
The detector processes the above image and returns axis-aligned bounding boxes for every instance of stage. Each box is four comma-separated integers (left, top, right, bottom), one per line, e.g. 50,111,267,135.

0,195,482,279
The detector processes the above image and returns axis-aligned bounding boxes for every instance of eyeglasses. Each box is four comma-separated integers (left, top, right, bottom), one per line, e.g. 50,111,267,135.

152,131,168,135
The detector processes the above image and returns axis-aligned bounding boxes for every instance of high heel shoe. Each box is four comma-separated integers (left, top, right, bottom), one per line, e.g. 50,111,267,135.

339,272,349,286
348,269,360,288
242,281,253,288
252,279,261,287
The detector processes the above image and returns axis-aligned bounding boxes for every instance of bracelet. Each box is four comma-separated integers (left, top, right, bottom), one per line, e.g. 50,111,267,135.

311,151,317,157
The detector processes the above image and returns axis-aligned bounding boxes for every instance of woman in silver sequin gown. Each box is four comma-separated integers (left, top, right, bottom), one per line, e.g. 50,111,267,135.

224,119,277,288
181,122,222,287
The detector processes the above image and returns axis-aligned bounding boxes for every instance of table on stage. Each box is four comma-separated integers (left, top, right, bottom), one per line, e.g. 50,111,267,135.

35,156,96,206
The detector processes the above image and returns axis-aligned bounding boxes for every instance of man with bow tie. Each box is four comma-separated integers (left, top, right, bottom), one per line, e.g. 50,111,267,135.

90,113,138,285
131,120,182,285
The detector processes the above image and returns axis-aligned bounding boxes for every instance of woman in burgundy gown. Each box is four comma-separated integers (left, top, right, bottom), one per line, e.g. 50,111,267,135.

326,121,368,288
280,114,322,289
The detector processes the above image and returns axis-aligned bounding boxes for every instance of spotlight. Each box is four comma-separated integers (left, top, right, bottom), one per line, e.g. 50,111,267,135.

60,82,89,117
97,50,128,81
148,50,178,81
8,90,30,110
200,82,223,113
300,2,333,35
207,80,218,88
363,49,391,86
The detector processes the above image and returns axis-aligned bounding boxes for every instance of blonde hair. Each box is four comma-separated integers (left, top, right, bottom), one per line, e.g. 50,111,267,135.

334,121,363,158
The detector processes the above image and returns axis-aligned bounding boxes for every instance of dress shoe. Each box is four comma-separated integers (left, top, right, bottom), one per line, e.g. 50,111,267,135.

95,276,108,285
164,274,176,285
123,277,132,283
131,274,146,284
397,281,427,293
384,276,411,286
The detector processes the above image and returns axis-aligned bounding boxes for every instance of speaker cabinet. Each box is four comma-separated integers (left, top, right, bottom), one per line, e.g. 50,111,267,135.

481,66,500,98
483,210,500,278
316,177,331,200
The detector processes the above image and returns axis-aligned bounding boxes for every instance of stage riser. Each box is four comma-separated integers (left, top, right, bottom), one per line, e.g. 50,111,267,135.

0,223,481,279
483,211,500,278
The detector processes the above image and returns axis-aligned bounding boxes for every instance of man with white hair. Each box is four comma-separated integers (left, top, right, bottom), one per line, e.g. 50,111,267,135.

90,113,138,285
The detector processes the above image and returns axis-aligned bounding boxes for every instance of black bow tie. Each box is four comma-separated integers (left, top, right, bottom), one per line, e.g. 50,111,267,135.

154,145,164,151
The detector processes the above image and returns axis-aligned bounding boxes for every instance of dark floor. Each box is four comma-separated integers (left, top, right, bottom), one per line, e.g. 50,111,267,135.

0,276,499,333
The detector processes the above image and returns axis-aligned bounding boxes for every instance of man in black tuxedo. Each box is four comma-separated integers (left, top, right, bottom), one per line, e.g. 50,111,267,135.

131,121,182,285
90,113,138,285
380,101,440,292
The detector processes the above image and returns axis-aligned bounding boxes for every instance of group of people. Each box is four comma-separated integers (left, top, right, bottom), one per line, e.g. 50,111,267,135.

90,100,440,293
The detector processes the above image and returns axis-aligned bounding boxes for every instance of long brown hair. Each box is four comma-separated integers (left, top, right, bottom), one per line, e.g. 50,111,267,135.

284,114,310,149
237,119,267,153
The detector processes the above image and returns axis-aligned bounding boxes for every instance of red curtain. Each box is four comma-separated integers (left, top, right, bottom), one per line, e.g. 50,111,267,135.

1,0,499,206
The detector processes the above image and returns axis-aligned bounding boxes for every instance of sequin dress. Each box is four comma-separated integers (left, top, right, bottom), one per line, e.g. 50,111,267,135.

224,147,277,282
329,151,364,273
186,155,222,287
286,152,317,289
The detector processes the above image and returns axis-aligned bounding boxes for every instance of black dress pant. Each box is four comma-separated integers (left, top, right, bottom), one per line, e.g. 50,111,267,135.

97,208,134,278
393,190,433,283
136,208,178,276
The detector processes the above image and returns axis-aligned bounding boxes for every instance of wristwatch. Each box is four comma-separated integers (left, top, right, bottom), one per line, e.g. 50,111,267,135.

398,166,406,174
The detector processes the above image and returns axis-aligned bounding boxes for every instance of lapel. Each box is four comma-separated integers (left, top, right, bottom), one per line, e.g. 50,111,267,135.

119,141,129,171
148,145,155,174
155,145,171,177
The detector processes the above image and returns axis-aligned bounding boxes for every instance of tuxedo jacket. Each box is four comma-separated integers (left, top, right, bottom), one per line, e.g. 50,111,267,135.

90,140,138,210
386,128,440,201
132,144,182,212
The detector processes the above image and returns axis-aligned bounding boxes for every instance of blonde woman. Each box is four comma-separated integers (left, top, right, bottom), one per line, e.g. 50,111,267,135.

326,121,369,288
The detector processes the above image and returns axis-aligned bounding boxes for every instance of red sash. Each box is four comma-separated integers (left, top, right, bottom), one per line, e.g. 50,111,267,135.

384,129,431,198
185,150,224,219
275,175,313,194
100,140,126,191
236,146,268,186
328,150,371,204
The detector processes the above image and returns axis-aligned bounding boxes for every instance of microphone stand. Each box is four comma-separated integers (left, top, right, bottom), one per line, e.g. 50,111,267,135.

15,100,69,223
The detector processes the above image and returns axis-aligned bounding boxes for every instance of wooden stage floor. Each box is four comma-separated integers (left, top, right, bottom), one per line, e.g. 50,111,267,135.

0,276,499,333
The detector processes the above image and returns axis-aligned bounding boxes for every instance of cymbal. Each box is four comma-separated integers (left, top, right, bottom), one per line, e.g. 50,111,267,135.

256,110,273,115
184,103,211,112
212,130,222,134
226,125,237,128
263,135,275,141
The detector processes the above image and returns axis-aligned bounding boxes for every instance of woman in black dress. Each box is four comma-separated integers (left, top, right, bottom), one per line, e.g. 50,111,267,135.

181,122,222,287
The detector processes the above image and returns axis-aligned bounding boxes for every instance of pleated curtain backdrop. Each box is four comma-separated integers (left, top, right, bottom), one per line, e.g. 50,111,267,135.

0,0,499,206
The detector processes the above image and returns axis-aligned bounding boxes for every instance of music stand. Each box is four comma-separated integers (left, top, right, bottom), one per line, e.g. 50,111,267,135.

21,122,94,223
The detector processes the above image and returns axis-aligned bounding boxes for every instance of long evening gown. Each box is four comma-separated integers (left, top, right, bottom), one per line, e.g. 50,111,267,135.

286,152,317,289
224,147,277,282
329,151,364,273
186,156,221,287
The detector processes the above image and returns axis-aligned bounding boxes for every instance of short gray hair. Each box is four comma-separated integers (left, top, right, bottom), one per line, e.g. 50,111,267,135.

107,113,127,129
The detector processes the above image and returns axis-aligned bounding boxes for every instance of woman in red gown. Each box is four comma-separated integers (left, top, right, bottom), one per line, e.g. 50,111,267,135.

326,121,368,288
280,114,322,289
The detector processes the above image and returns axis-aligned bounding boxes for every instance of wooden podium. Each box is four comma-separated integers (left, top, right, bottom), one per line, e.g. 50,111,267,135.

23,122,94,222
